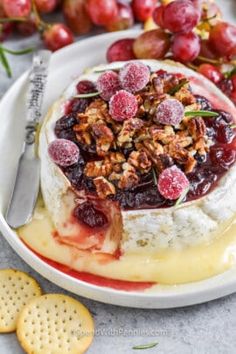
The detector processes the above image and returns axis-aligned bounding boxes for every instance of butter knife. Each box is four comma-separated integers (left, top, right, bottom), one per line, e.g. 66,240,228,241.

6,50,51,228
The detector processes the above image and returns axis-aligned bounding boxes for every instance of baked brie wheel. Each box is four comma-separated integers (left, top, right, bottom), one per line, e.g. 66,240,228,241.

39,60,236,257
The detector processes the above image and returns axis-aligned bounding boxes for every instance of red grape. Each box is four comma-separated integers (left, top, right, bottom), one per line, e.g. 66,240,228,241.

43,23,74,51
199,39,217,60
162,0,200,33
2,0,31,17
172,32,200,63
0,4,13,41
106,1,134,32
63,0,92,35
198,64,223,84
35,0,57,13
133,29,170,59
152,5,165,28
16,19,37,36
131,0,157,22
106,38,136,63
86,0,118,26
209,22,236,58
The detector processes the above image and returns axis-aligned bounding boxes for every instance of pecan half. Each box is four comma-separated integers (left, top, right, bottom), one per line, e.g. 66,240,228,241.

117,118,144,146
91,122,114,156
128,150,152,173
94,177,116,199
84,160,112,178
188,117,207,140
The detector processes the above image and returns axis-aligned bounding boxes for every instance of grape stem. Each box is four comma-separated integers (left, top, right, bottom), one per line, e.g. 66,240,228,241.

0,45,34,78
0,17,28,23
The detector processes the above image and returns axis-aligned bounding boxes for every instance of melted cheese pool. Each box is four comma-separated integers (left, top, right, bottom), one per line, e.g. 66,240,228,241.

18,201,236,285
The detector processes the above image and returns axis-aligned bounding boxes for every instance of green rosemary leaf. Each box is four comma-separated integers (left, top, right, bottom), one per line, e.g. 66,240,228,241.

0,48,12,77
168,79,189,95
133,342,159,350
93,67,122,73
185,110,218,117
75,92,101,98
230,124,236,129
175,186,190,207
152,168,158,186
2,47,34,55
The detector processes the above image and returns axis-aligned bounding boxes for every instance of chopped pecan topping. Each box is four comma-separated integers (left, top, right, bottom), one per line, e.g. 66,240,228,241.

128,150,152,173
154,153,174,173
91,122,114,156
84,160,112,178
175,86,196,105
150,125,175,144
94,177,116,199
188,117,207,140
118,163,140,189
117,118,144,145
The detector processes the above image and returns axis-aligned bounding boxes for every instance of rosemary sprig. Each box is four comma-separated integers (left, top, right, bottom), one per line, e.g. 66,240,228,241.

132,342,159,350
185,110,219,117
168,79,189,95
231,124,236,129
93,66,122,73
0,45,34,78
75,92,101,98
0,48,12,77
152,168,158,186
175,186,190,207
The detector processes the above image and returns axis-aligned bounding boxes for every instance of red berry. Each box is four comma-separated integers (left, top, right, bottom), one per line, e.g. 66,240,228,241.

153,5,165,28
35,0,57,13
48,139,80,167
97,71,121,101
109,90,138,121
131,0,156,22
154,98,184,126
172,32,200,63
200,39,218,60
76,80,96,94
218,79,233,97
133,29,170,59
209,22,236,58
2,0,31,17
106,1,134,32
86,0,118,26
210,147,236,171
119,62,150,93
63,0,92,35
0,22,13,42
43,23,74,52
16,19,37,36
162,0,200,33
158,165,190,200
198,64,223,84
106,38,136,63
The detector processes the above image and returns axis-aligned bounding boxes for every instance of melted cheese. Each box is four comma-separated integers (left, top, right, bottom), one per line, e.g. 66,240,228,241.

18,200,236,285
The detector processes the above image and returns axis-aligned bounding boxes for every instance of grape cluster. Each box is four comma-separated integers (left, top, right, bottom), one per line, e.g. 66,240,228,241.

106,0,236,106
0,0,157,51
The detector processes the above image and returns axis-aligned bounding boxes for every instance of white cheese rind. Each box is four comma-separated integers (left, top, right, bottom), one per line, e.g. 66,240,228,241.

39,60,236,252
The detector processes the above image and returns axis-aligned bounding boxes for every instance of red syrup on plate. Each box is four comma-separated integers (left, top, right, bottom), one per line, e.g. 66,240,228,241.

21,239,155,291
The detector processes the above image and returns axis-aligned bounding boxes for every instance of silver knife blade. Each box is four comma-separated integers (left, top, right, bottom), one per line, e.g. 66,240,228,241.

6,50,51,228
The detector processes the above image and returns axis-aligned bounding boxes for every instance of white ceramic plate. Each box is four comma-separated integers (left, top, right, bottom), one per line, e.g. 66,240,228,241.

1,30,236,308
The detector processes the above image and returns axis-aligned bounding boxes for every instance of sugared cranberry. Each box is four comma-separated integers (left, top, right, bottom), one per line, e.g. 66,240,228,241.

119,62,150,93
97,71,121,101
76,80,96,94
48,138,80,167
74,202,108,228
154,98,184,126
109,90,138,121
210,147,236,171
157,165,190,200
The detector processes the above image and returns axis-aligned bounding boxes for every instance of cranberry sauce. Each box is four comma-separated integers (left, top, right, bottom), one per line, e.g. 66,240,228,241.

55,92,236,211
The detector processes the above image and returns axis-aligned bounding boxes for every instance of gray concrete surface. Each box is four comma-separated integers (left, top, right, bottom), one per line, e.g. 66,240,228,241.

0,1,236,353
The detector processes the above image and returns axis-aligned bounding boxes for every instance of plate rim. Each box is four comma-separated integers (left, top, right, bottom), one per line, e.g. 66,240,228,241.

0,29,236,308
